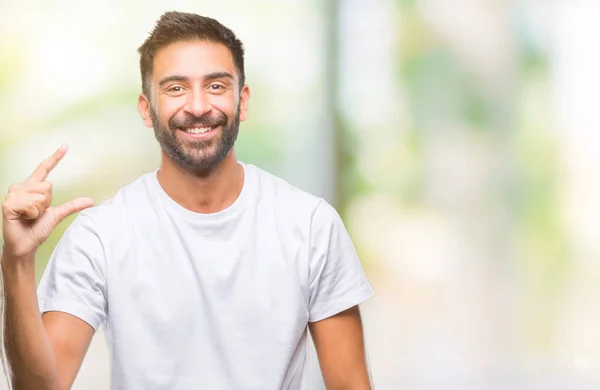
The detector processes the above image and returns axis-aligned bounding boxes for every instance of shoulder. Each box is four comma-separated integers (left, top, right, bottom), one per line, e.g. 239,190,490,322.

310,199,344,230
247,163,324,215
75,171,156,235
246,163,348,232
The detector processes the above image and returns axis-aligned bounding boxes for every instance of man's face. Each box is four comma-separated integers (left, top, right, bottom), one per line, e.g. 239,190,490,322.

140,40,249,174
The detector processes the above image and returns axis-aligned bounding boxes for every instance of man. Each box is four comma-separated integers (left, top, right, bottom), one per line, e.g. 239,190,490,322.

1,11,374,390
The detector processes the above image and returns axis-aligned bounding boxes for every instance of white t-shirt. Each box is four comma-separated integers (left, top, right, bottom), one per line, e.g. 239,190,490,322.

37,162,374,390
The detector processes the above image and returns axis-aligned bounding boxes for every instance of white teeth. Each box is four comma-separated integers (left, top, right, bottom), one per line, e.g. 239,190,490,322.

185,127,211,134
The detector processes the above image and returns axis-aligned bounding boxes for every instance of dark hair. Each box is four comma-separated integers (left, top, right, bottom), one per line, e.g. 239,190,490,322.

137,11,245,97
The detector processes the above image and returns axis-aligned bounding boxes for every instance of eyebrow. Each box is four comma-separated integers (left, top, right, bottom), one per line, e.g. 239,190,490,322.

157,72,234,88
204,72,234,82
158,75,188,88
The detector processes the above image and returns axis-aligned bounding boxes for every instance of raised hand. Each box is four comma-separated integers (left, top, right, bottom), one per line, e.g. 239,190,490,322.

1,145,94,260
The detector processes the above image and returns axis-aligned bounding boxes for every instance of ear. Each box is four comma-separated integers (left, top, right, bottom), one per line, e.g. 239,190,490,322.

238,84,251,122
137,93,154,128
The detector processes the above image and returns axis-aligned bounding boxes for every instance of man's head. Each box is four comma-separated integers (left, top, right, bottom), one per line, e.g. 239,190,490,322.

137,12,250,175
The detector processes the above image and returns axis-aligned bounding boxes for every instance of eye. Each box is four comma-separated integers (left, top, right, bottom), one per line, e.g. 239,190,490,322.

209,84,224,91
168,86,183,92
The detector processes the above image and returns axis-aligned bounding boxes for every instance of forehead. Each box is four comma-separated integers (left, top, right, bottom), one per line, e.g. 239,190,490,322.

152,40,236,82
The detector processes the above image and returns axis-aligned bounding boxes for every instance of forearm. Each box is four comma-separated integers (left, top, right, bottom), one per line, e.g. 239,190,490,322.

323,367,372,390
310,306,373,390
1,254,60,390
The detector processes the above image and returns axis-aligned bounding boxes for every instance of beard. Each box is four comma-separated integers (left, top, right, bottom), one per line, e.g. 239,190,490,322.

150,105,240,175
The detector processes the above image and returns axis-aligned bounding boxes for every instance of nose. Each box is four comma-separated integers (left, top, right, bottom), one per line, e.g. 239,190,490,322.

184,88,211,117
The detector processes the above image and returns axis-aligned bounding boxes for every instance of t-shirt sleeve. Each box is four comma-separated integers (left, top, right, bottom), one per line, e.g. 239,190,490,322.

37,213,107,331
308,200,375,322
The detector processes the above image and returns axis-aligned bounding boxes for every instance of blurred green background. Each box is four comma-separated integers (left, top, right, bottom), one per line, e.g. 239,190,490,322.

1,0,599,389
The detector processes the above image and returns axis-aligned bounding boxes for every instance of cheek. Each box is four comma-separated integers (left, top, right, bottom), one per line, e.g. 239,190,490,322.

157,96,186,116
211,99,238,118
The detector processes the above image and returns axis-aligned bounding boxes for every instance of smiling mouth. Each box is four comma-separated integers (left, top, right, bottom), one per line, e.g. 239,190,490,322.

179,126,219,135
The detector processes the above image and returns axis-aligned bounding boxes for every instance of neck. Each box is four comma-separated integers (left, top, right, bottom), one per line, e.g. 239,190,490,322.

156,150,244,214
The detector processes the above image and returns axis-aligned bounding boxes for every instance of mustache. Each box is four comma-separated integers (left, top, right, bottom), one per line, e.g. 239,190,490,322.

169,112,228,129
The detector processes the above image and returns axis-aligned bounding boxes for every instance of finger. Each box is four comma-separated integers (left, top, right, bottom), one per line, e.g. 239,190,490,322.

7,183,22,194
4,193,48,220
48,197,94,225
17,181,52,195
9,182,53,208
24,144,68,184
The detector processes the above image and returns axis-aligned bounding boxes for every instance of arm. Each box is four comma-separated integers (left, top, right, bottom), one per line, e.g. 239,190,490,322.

1,145,95,389
2,254,60,389
307,201,375,389
309,306,371,390
2,256,94,390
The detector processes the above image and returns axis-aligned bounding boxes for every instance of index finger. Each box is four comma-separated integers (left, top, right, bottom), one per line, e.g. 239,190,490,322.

25,144,69,184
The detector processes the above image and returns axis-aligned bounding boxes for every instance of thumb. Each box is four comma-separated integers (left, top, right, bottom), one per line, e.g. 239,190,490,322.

49,197,95,226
